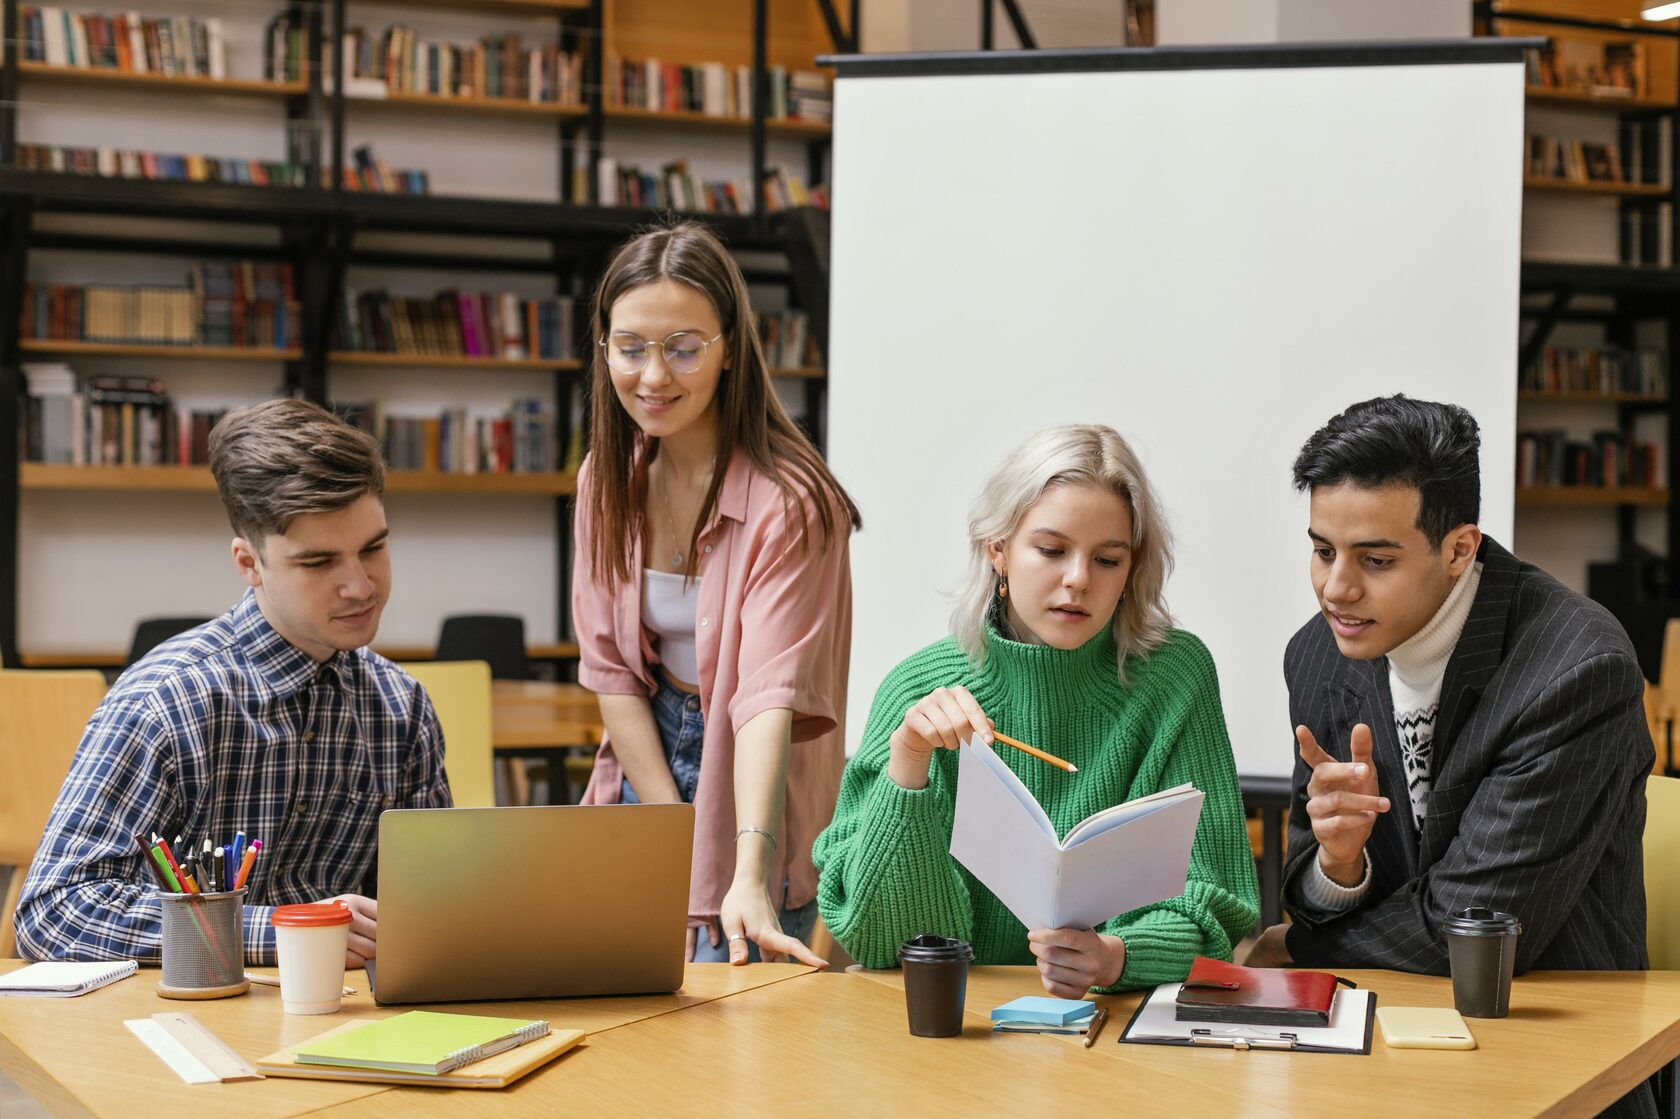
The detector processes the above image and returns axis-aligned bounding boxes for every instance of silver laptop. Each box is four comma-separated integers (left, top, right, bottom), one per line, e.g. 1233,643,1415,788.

367,803,693,1004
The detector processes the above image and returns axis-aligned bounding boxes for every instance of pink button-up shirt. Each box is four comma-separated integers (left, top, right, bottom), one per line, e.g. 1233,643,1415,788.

573,449,852,920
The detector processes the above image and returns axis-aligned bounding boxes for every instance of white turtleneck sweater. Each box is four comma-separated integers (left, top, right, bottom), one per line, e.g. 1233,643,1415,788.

1299,560,1485,913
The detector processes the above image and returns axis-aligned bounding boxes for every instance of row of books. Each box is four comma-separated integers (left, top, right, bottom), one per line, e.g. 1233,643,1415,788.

1523,346,1667,398
334,27,584,105
1525,37,1645,99
335,401,558,474
588,159,826,214
340,145,431,195
1525,135,1650,187
1516,429,1661,489
604,55,831,123
20,6,227,78
760,310,819,370
24,266,300,350
15,143,310,187
331,290,577,362
267,12,306,83
20,367,214,466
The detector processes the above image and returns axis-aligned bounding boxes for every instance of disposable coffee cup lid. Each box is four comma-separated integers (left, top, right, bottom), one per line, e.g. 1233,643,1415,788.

897,933,974,964
271,901,353,928
1443,906,1521,937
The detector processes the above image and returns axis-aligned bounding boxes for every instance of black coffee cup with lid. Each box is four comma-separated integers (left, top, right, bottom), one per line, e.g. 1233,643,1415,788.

1444,907,1522,1018
897,934,974,1037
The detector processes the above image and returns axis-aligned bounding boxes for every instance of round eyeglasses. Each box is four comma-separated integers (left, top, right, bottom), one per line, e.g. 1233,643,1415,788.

600,330,723,377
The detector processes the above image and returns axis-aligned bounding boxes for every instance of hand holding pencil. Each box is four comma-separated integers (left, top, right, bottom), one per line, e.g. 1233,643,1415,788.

886,685,1075,791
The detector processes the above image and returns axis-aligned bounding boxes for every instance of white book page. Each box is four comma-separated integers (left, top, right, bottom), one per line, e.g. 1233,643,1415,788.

1060,783,1199,849
949,737,1063,931
1053,791,1203,929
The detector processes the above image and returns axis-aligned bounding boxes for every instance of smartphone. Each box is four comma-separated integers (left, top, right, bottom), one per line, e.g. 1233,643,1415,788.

1376,1006,1477,1050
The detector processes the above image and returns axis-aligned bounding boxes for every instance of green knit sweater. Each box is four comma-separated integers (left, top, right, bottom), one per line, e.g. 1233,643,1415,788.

811,625,1259,991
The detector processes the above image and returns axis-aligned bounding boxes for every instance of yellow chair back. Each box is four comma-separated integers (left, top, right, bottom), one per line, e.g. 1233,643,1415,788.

1647,775,1680,970
0,669,108,957
400,661,495,809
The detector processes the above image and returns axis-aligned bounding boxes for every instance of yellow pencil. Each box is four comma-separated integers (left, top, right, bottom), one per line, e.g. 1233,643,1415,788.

991,731,1078,774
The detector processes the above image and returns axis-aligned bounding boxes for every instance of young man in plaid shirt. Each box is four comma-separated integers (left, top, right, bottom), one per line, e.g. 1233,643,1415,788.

15,398,452,966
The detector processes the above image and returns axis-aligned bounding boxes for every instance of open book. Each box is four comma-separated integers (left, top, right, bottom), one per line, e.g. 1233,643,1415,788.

948,735,1204,931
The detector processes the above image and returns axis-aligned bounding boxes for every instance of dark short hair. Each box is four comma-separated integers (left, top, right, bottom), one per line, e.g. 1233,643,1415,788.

208,398,385,548
1291,395,1480,546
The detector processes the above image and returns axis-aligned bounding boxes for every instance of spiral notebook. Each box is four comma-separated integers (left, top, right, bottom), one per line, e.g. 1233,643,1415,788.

0,960,137,997
295,1011,552,1075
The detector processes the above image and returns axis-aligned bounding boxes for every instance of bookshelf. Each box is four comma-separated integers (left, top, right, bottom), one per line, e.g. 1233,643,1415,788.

0,0,848,666
1476,3,1680,611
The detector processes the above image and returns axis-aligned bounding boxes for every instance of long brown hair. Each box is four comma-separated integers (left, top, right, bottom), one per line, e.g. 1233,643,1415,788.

585,221,861,591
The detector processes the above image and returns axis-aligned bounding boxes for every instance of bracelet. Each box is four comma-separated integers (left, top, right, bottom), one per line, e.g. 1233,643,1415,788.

735,826,777,851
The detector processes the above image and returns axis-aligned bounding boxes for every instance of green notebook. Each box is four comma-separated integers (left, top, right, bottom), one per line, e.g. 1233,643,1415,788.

294,1011,550,1076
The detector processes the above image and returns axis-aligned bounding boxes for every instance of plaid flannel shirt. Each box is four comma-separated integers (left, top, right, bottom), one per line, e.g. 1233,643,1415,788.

14,590,452,964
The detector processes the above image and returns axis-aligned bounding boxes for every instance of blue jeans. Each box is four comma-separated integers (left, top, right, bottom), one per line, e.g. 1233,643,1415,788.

622,673,817,958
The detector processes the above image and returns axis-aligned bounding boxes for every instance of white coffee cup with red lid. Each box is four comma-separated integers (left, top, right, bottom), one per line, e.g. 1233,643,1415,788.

270,901,352,1014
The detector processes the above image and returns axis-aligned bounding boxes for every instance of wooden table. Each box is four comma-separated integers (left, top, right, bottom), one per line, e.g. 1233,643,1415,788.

491,681,603,805
4,960,1677,1118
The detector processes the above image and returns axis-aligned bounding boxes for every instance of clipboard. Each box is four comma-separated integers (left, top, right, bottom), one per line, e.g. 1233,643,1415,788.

1118,982,1376,1055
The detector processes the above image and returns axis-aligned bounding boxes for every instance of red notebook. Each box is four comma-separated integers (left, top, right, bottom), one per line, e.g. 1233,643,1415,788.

1174,956,1349,1028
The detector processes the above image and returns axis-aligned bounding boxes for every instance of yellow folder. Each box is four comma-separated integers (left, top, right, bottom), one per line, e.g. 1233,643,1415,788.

257,1017,585,1088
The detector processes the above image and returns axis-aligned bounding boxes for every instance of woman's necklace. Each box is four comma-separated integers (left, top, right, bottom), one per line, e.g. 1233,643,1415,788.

656,462,711,570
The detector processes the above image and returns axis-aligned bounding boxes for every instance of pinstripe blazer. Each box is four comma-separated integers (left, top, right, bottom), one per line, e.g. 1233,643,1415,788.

1280,537,1651,975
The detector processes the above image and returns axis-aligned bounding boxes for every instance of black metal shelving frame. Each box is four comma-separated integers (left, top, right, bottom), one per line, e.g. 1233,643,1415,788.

0,0,855,666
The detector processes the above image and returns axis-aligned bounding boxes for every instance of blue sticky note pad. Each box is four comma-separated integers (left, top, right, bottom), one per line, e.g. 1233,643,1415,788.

989,996,1097,1026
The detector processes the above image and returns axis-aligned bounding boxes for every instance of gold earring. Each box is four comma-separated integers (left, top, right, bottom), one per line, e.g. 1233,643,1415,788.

997,576,1009,600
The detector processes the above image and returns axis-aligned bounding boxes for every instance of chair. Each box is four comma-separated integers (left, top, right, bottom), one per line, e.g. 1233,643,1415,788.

0,669,108,958
1647,775,1680,971
399,661,496,810
1655,619,1680,777
126,616,212,667
435,614,531,681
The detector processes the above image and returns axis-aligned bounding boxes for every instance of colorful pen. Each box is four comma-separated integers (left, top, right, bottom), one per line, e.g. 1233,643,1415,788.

232,845,258,892
155,836,185,885
148,844,182,893
229,831,246,884
134,834,171,891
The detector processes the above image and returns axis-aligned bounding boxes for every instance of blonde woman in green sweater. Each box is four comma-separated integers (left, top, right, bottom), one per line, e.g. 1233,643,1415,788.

812,424,1259,996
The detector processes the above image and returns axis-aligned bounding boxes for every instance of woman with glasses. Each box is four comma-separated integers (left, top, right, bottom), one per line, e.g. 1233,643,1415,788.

573,222,861,967
812,425,1258,995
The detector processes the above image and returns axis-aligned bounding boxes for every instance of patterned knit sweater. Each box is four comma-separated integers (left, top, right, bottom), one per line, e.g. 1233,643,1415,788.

812,625,1259,991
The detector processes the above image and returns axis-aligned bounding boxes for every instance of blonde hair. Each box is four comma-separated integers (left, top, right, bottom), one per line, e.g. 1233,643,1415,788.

951,424,1174,682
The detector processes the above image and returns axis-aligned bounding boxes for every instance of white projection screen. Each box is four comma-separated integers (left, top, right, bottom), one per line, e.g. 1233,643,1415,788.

827,42,1525,778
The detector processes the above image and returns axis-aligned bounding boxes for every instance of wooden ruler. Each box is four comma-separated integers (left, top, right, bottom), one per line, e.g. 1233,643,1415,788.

149,1010,264,1082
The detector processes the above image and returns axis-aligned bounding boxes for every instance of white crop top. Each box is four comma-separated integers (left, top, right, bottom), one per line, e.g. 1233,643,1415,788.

642,568,702,687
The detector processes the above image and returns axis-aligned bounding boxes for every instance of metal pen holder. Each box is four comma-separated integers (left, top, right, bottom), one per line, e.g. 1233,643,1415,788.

157,888,249,1000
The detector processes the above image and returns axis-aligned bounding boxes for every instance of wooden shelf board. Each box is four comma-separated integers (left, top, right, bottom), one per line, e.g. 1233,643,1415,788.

385,470,578,495
17,641,583,669
348,91,586,119
1515,486,1669,507
20,464,577,496
770,366,825,379
330,351,581,371
604,105,830,136
20,340,301,361
373,0,587,13
1524,177,1670,198
15,61,308,97
1525,86,1676,112
20,464,217,492
1518,391,1669,404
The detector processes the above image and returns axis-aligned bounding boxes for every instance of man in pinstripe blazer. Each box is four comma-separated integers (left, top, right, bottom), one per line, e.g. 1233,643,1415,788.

1245,396,1651,983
